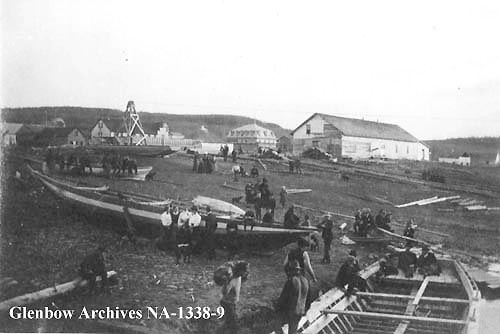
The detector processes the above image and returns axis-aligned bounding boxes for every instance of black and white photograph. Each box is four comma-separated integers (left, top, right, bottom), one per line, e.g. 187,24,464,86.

1,1,500,333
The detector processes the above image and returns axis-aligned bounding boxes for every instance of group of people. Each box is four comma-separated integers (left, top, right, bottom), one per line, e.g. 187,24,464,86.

353,208,394,237
219,144,239,162
159,205,215,264
232,164,259,181
101,154,138,178
192,152,217,174
397,245,441,278
44,149,93,175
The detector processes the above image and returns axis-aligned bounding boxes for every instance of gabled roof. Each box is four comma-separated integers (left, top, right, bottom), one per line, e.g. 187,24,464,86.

2,123,32,135
91,118,124,133
35,127,84,139
292,113,420,143
227,123,277,139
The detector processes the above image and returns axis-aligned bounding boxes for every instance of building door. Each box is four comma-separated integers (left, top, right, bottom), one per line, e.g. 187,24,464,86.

327,143,341,158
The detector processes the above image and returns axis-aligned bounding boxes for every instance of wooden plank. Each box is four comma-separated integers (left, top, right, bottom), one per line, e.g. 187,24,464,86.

393,278,430,334
355,292,469,304
412,276,431,307
0,271,116,311
321,310,467,325
395,197,438,208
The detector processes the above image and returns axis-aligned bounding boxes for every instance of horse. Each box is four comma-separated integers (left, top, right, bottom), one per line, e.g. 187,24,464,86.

127,159,138,175
288,159,303,174
110,155,121,177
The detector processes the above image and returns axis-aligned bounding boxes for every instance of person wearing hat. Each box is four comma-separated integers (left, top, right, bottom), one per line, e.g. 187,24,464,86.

335,251,366,296
417,245,441,276
188,206,201,228
205,207,218,260
375,209,386,229
279,186,287,208
375,256,399,282
276,259,310,334
79,245,108,294
317,214,334,264
258,177,271,202
284,205,300,228
160,206,172,247
398,245,417,278
403,219,416,247
284,238,317,282
353,209,362,236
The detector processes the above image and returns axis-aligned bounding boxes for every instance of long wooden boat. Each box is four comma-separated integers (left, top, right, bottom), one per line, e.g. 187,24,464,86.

90,166,154,181
27,165,313,248
274,257,481,334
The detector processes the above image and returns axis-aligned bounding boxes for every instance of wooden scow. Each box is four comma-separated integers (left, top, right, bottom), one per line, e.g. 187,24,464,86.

272,258,480,334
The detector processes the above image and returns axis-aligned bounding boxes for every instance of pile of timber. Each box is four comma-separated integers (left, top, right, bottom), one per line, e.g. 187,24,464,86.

395,195,460,208
450,197,500,211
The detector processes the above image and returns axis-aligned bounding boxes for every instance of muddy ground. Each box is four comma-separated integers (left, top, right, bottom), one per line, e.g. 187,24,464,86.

1,149,499,333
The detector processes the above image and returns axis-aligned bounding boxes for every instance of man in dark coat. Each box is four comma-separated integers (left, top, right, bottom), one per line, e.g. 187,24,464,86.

403,219,416,247
79,245,108,293
398,246,417,278
335,253,365,296
243,210,255,231
205,207,218,260
317,215,334,264
276,260,310,334
417,246,441,276
284,205,300,228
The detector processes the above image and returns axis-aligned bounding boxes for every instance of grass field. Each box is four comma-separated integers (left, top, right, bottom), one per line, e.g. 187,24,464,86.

1,149,499,333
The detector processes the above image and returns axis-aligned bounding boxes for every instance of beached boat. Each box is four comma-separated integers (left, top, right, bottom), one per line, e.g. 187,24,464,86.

274,257,480,334
90,166,154,181
27,165,313,247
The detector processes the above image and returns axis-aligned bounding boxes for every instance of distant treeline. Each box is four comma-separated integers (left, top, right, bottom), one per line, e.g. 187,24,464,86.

424,137,500,165
1,106,291,142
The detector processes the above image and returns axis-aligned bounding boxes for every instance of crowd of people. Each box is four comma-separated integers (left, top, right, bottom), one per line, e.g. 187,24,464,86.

78,202,440,334
192,152,217,174
352,207,395,237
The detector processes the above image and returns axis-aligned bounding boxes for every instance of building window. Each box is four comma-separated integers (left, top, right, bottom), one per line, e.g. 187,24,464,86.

306,124,311,135
407,146,409,154
312,140,319,147
395,145,398,153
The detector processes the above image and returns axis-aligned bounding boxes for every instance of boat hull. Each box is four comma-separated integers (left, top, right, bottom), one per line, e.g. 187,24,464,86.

274,257,481,334
28,166,312,248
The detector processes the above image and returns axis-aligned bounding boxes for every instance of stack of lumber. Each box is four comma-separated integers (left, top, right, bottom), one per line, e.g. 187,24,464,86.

395,195,460,208
451,197,496,211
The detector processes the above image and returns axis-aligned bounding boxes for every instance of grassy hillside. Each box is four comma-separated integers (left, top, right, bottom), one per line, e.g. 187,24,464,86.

1,107,290,142
425,137,500,166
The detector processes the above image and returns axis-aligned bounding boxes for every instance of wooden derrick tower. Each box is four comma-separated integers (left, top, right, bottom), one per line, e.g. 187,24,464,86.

123,100,147,146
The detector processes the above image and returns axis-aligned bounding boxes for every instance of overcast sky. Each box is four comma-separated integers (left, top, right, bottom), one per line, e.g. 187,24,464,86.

2,0,500,140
